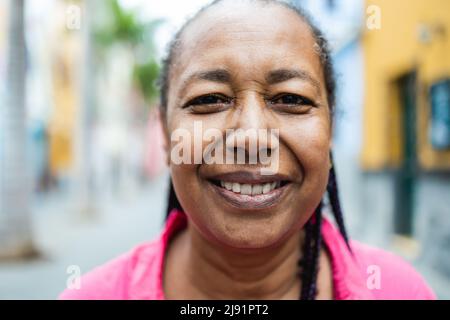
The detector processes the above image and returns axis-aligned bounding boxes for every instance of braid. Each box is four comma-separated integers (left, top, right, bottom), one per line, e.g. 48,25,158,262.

327,154,351,250
309,202,323,299
299,219,313,298
300,201,323,300
166,178,182,219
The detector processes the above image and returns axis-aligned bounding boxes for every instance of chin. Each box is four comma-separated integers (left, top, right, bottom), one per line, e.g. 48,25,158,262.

207,218,297,251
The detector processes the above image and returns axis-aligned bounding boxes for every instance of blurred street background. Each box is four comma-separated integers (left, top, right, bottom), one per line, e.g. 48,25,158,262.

0,0,449,299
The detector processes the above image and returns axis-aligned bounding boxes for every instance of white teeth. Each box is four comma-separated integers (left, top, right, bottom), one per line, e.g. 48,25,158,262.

252,184,263,195
241,184,252,195
219,180,281,195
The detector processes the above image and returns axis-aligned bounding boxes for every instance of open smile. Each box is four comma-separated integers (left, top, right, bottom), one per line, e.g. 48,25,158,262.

205,171,292,210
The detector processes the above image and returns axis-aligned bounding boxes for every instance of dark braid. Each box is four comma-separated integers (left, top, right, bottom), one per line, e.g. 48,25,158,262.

159,0,349,300
327,153,351,250
166,179,182,218
300,201,323,300
309,202,323,299
299,218,313,298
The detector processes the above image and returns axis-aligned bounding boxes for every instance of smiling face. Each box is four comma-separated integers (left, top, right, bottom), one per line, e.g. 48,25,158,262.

163,1,332,250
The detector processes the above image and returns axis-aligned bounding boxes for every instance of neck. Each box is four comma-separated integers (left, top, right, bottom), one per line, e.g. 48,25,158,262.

168,222,305,300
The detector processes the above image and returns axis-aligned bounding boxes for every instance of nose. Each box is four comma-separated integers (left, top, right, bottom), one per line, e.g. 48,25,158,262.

226,95,277,164
236,94,268,132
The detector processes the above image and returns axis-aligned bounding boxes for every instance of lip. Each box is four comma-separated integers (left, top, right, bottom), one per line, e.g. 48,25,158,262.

205,171,292,210
208,181,290,210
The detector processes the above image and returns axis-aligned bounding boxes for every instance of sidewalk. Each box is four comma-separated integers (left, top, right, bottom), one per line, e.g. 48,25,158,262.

0,174,169,299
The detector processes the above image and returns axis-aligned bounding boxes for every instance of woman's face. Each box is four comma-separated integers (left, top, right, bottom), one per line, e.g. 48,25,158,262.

164,2,331,250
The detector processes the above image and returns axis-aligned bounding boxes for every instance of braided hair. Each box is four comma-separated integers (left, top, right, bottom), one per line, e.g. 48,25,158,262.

158,0,349,300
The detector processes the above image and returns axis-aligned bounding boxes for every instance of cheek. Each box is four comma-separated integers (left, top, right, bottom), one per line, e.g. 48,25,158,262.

170,163,198,213
280,114,331,199
283,114,331,169
166,111,202,216
167,112,226,216
167,111,228,165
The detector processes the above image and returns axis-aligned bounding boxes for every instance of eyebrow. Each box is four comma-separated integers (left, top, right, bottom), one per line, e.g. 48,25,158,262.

179,69,231,96
194,69,231,83
179,67,321,97
266,68,321,94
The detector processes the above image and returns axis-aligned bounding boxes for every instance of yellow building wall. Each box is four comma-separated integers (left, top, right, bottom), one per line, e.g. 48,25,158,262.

49,35,78,175
362,0,450,170
48,4,81,176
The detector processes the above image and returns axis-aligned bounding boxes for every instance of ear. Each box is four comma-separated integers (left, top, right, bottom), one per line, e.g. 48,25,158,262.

158,107,171,166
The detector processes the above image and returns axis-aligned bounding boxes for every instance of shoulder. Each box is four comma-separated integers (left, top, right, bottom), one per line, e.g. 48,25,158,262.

58,238,164,300
350,240,436,300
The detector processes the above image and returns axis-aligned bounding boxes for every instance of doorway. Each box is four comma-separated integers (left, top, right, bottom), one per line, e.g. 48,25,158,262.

394,72,417,236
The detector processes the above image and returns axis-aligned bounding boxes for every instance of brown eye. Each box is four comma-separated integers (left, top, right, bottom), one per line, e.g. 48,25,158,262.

271,94,315,106
190,95,227,105
183,94,232,113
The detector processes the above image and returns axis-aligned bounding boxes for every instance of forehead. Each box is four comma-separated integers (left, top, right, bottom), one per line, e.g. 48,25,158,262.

169,2,324,93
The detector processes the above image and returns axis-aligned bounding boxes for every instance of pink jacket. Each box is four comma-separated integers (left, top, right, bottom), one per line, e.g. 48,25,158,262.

59,209,436,300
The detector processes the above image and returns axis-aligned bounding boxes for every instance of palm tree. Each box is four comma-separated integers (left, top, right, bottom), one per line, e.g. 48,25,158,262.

75,0,96,218
0,0,35,258
95,0,162,106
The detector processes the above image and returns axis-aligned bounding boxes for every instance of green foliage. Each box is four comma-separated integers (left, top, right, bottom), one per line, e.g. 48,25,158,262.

133,59,160,105
95,0,164,105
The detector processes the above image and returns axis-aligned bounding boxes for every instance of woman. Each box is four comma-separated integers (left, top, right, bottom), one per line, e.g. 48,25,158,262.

60,0,435,300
